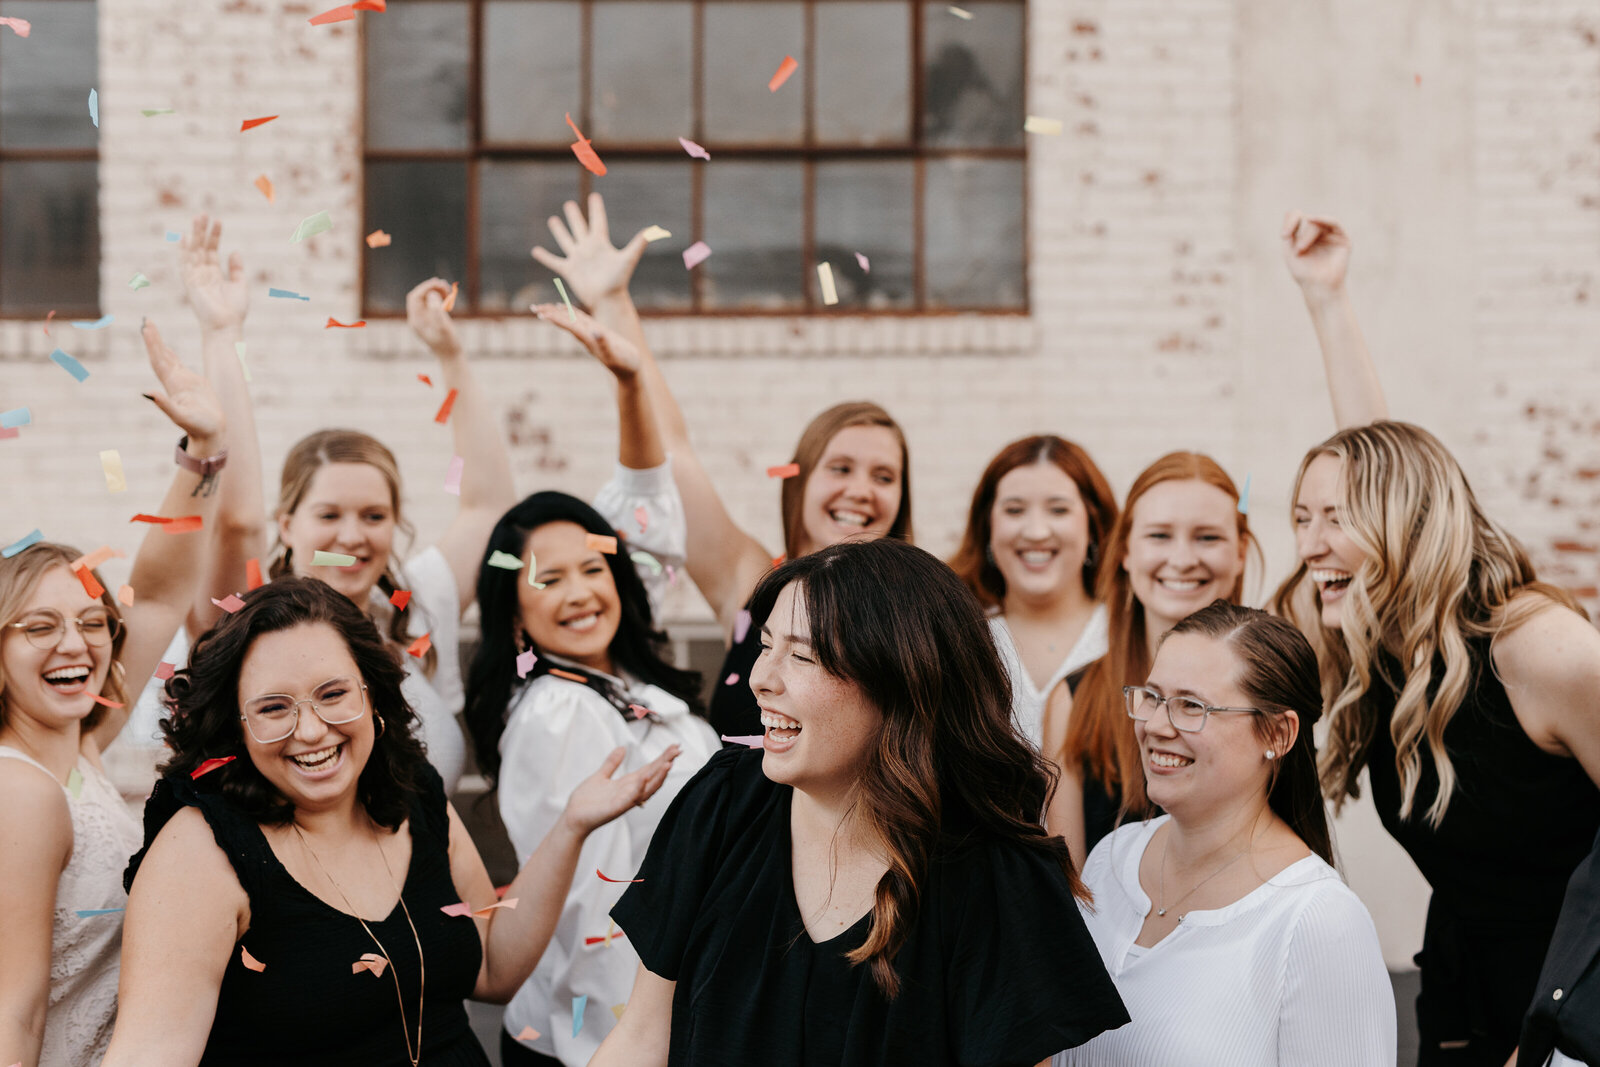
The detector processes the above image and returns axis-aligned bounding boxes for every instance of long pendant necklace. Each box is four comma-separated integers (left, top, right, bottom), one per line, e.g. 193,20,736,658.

1155,828,1255,919
294,822,426,1066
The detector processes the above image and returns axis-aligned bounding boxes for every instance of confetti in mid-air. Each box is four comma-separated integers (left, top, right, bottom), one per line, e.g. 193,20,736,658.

143,108,174,117
767,463,800,479
255,175,275,202
549,668,588,683
855,252,871,273
240,946,266,972
240,115,278,131
389,589,411,610
325,318,366,329
366,230,391,248
516,649,537,678
291,210,332,243
585,533,618,555
817,262,839,306
268,288,309,301
2,529,42,558
192,756,237,779
1023,115,1063,136
947,5,973,18
88,89,98,128
49,349,89,382
597,870,644,883
352,953,390,977
407,633,432,658
768,55,799,92
553,277,576,321
679,137,711,160
0,15,32,35
211,594,246,613
128,273,150,290
641,225,672,243
434,388,459,424
1237,473,1251,516
100,450,126,492
683,241,712,270
443,455,464,495
722,734,764,748
486,550,524,570
565,113,606,176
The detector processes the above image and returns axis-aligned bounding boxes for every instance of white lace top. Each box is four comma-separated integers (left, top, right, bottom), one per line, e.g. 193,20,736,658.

0,747,143,1067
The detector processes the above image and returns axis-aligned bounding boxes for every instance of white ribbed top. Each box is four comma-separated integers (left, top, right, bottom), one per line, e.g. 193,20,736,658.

1055,817,1396,1067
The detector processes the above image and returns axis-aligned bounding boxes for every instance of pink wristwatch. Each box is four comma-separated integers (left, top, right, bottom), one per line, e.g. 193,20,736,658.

175,435,228,477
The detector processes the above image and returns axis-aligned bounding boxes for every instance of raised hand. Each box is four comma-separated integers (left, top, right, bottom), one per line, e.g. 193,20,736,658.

532,303,643,379
562,745,681,836
530,192,649,309
180,214,249,333
1281,210,1352,297
405,277,462,359
141,320,225,448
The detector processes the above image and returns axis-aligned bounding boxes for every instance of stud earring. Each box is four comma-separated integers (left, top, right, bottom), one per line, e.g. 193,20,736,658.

1264,750,1275,760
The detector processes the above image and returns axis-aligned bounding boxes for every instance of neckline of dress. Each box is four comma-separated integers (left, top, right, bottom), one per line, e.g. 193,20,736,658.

780,788,877,948
256,815,422,924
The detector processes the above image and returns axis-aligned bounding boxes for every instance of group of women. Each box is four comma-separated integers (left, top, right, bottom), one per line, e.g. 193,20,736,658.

1,198,1597,1067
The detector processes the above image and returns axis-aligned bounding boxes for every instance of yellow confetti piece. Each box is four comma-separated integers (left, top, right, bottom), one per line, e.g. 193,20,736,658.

611,1004,625,1021
526,552,546,589
817,262,839,306
311,550,357,566
1023,115,1063,136
947,5,973,17
99,449,126,493
641,225,672,243
553,277,576,322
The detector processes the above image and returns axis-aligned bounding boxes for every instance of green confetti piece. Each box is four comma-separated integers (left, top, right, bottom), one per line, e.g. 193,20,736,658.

234,341,251,383
141,108,174,117
290,210,332,243
311,550,357,566
128,272,150,290
629,549,663,576
526,552,545,589
553,277,576,322
486,550,525,571
67,767,84,799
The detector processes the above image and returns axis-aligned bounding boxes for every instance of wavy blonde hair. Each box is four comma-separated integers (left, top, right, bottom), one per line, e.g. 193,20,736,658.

1272,421,1580,826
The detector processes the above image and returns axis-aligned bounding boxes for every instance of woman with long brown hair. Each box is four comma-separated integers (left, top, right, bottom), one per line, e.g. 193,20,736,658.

532,194,914,740
588,538,1127,1066
1043,453,1256,867
949,435,1118,748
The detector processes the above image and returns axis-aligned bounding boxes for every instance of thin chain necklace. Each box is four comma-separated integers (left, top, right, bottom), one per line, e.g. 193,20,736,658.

1155,826,1257,918
294,821,425,1066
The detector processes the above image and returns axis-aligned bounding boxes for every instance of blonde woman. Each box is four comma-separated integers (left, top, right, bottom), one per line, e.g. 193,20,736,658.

1276,421,1600,1067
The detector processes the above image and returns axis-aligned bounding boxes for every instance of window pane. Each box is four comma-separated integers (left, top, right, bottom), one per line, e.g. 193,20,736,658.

924,158,1024,308
364,161,467,313
0,160,98,313
365,1,469,150
815,3,910,146
480,161,579,313
704,3,804,145
702,161,803,310
0,0,97,149
814,161,914,309
592,3,691,144
483,1,581,145
922,1,1024,148
595,162,694,310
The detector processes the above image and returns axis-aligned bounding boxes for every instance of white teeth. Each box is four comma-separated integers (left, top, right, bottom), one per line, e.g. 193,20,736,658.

44,667,91,682
1158,578,1204,591
1150,752,1193,768
760,711,802,731
1310,569,1352,584
561,612,600,630
290,745,340,769
1019,550,1056,566
830,510,870,527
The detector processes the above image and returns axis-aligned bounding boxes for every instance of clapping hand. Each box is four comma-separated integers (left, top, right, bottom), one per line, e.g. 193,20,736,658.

180,214,249,333
530,193,650,309
562,745,681,836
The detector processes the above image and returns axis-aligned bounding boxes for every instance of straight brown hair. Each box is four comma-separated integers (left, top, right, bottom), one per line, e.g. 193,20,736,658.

779,401,913,560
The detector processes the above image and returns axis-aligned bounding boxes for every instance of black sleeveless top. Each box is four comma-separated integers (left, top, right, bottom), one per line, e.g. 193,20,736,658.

1064,663,1129,855
1362,638,1600,922
708,600,763,740
126,764,490,1067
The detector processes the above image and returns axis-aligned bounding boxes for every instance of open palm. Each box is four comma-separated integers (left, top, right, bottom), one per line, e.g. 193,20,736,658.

530,193,649,308
181,214,249,332
563,745,680,835
143,321,225,442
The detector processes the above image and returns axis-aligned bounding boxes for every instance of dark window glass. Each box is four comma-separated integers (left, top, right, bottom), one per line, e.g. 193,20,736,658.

592,3,693,144
922,0,1024,148
0,159,98,314
479,160,578,312
365,1,470,150
815,3,911,146
702,161,804,310
815,160,915,309
363,161,468,313
924,157,1025,308
0,0,97,149
482,1,581,145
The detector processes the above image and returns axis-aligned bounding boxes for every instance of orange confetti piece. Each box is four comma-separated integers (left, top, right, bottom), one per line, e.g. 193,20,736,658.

130,513,204,533
565,112,607,176
366,229,391,248
352,953,390,977
585,533,618,555
246,558,264,590
596,869,644,883
88,693,125,709
325,317,367,328
407,633,432,658
44,309,55,336
254,174,275,202
390,589,412,610
117,584,134,606
309,0,384,23
72,564,105,599
582,929,628,946
768,55,798,92
240,115,278,132
549,668,588,683
472,897,518,916
442,281,459,312
71,545,124,571
515,1026,542,1043
192,755,236,779
433,387,459,424
767,462,800,479
155,661,176,680
417,374,433,387
240,945,266,972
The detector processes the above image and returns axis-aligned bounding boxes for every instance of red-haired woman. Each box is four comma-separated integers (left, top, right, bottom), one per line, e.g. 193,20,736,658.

949,435,1118,748
532,195,914,740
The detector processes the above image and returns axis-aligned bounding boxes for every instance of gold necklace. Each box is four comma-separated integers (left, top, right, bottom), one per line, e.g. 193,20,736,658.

1156,828,1255,919
294,821,425,1066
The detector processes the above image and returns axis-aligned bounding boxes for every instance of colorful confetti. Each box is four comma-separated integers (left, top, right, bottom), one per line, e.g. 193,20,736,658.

311,550,357,566
49,349,89,382
682,241,712,270
3,529,43,557
192,756,237,779
240,115,278,132
768,55,798,92
100,450,126,492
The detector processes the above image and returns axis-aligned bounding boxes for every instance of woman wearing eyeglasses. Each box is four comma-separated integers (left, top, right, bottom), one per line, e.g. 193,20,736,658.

103,577,679,1067
0,323,229,1067
1056,601,1394,1067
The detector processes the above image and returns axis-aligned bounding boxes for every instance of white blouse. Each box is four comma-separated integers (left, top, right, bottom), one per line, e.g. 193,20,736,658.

590,458,689,618
989,605,1108,749
1056,816,1396,1067
497,663,719,1064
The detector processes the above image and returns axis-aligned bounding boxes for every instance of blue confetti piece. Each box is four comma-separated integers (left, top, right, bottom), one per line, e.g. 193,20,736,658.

0,407,31,429
268,287,310,301
164,231,180,242
89,88,98,128
71,314,113,330
76,907,125,918
49,349,89,382
572,995,587,1037
3,529,43,558
1236,473,1251,516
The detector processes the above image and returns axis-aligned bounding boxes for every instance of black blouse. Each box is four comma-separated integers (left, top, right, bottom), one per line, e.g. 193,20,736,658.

612,748,1129,1066
707,601,763,740
126,764,490,1067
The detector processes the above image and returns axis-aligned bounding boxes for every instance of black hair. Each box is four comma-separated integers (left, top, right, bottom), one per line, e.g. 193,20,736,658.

462,491,702,781
160,576,427,831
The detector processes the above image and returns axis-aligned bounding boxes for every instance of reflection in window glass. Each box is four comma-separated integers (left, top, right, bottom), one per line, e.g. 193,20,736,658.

483,1,581,145
480,161,579,312
815,3,910,146
364,161,467,312
702,161,804,310
365,1,470,150
704,3,804,144
924,159,1024,308
815,161,914,309
595,161,694,310
922,1,1024,148
592,3,692,143
0,161,98,314
0,0,97,149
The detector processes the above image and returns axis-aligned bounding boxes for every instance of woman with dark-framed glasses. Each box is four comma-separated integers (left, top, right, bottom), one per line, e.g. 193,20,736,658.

104,577,679,1067
1056,601,1394,1067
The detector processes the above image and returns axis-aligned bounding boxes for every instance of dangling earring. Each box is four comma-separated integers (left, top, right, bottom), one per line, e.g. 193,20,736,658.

373,713,386,738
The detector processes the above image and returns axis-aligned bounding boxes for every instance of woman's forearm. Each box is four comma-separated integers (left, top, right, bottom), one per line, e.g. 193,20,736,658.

1302,286,1388,429
478,820,587,1001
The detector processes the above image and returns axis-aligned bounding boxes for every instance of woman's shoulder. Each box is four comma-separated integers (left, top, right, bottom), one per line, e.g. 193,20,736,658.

124,773,262,893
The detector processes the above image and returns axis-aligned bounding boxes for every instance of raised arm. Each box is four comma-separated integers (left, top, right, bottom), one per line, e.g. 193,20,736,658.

449,745,679,1003
178,214,266,636
405,279,517,614
1281,210,1388,429
532,195,775,636
92,323,227,752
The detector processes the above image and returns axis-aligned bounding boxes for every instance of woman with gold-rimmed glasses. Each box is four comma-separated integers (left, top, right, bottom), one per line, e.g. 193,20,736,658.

1057,601,1395,1067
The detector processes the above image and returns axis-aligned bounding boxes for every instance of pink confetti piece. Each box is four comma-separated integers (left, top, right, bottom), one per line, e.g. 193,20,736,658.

855,252,870,273
734,609,752,644
443,455,463,495
0,15,31,36
682,241,712,270
211,594,246,613
634,505,649,533
88,693,124,709
679,136,710,160
473,897,518,916
629,703,650,720
155,661,176,680
724,673,740,686
440,901,473,917
516,649,537,678
721,734,765,748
